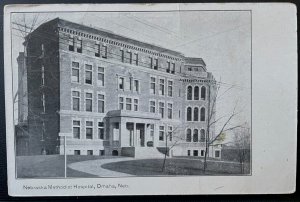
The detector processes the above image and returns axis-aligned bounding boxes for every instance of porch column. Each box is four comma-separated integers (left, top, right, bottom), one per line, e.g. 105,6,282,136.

119,121,127,147
143,123,146,147
134,122,137,147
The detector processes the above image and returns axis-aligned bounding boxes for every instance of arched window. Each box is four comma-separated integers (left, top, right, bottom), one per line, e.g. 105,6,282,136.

200,107,205,121
194,86,199,100
193,129,198,142
186,129,191,142
187,86,192,100
194,107,199,121
187,107,192,121
200,129,205,142
201,86,206,100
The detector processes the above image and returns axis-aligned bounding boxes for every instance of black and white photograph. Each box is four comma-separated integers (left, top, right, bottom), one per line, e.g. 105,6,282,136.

4,3,296,196
12,9,251,178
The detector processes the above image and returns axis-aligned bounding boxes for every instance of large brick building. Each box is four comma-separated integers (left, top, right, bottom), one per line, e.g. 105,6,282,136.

19,18,220,158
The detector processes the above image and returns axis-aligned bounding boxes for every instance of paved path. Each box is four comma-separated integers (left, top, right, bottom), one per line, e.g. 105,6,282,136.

68,157,135,177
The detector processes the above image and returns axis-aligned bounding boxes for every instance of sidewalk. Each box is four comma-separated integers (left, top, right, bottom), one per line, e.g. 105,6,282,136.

68,157,135,177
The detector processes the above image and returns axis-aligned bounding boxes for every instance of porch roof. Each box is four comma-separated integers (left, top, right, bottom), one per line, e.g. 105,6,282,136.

106,110,161,120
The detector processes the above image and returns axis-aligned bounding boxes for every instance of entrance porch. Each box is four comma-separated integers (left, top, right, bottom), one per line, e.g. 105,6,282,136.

106,110,164,158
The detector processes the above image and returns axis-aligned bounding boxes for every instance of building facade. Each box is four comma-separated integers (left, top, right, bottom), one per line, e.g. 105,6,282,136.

20,18,220,158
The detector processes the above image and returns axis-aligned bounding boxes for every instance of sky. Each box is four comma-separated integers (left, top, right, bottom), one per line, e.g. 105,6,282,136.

11,11,251,141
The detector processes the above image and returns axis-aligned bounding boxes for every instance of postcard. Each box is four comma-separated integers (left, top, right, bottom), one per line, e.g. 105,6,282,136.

4,3,297,196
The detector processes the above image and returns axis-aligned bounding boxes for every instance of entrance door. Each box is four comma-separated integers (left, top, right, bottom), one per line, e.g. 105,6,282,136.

136,124,145,147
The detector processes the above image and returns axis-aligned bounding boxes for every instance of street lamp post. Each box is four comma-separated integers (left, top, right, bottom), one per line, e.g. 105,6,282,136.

59,133,72,178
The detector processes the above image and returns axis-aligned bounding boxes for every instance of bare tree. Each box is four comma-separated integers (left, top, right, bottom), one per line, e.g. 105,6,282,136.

203,82,244,173
161,125,186,172
232,123,250,174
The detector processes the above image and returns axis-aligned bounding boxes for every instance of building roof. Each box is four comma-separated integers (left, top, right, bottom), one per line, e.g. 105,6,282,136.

29,18,208,67
184,57,206,67
46,18,185,58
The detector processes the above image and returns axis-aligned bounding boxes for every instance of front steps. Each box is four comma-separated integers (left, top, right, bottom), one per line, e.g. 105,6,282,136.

121,147,167,158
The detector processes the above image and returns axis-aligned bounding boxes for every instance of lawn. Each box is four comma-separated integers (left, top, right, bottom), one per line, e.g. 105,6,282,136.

16,155,250,178
101,158,250,176
16,155,119,178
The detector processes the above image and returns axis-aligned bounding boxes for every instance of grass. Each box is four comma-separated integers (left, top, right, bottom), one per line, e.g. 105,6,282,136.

16,155,119,178
101,158,250,176
16,155,250,178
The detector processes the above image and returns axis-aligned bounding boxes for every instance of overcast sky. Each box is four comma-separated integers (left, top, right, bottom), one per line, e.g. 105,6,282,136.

12,11,251,139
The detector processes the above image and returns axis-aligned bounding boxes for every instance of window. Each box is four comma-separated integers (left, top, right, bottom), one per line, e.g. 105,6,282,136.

128,77,133,91
200,107,205,121
167,103,173,119
150,101,156,113
200,150,205,157
41,65,45,86
193,150,198,156
187,150,191,156
193,129,199,142
68,36,74,51
171,63,175,74
187,86,192,100
134,99,138,111
102,45,107,58
126,98,132,110
167,80,173,97
87,150,93,155
187,107,192,121
97,67,104,86
119,77,124,90
86,121,93,139
188,67,192,71
85,93,92,112
72,91,80,111
134,53,138,66
166,61,170,73
98,122,104,140
100,150,105,156
85,64,92,84
201,86,206,100
150,77,156,94
125,51,132,64
194,67,199,71
194,86,199,100
76,37,82,53
186,129,191,142
154,58,158,70
215,150,220,158
120,49,124,62
95,43,100,57
159,126,164,141
134,80,139,92
73,120,80,139
119,97,124,110
41,93,45,113
168,126,173,141
194,107,199,121
159,79,165,95
149,57,153,68
97,94,104,113
159,102,165,118
74,150,80,155
71,62,79,83
150,124,154,139
200,129,205,142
